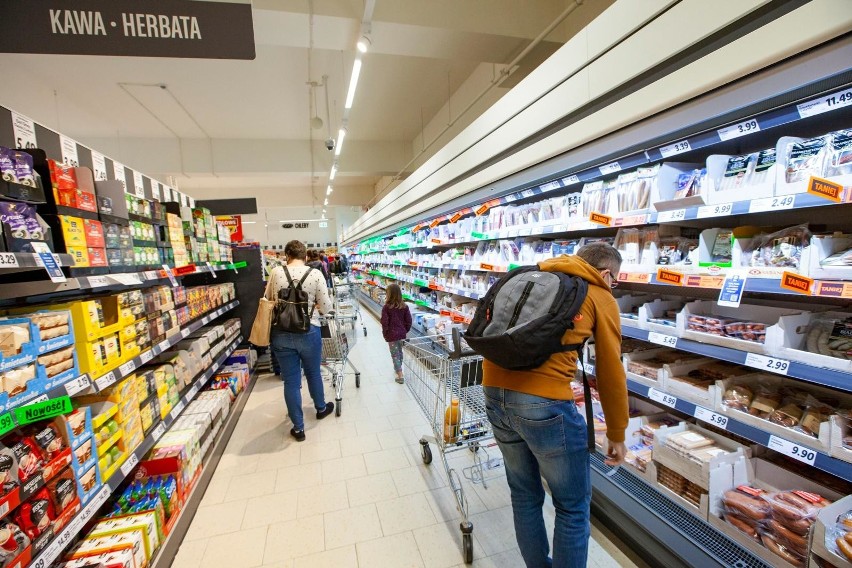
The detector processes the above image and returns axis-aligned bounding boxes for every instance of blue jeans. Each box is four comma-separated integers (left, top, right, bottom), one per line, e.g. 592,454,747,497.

271,326,327,431
484,387,591,568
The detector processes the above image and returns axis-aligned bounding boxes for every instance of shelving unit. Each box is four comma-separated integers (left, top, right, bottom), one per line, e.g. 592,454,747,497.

347,65,852,568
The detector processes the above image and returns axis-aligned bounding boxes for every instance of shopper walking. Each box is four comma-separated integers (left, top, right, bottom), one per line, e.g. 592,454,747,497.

482,243,629,568
307,249,330,284
380,283,412,384
265,240,336,441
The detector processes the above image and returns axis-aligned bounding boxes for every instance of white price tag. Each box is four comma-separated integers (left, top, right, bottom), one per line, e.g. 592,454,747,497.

657,209,686,223
718,270,747,308
188,383,201,399
207,262,217,278
91,151,107,181
157,341,169,353
133,171,145,198
694,407,728,429
140,350,154,364
648,388,678,408
503,194,517,203
540,181,560,192
151,423,166,441
171,400,186,417
561,175,580,186
113,161,127,187
659,139,691,158
113,273,142,285
797,87,852,118
120,452,139,477
696,202,733,219
143,270,159,281
118,360,136,376
648,332,678,348
162,264,179,287
10,111,37,149
599,162,621,176
181,328,190,338
744,353,790,375
88,275,109,288
583,363,596,376
768,435,817,465
95,371,116,391
64,375,91,396
0,253,19,268
60,135,79,167
749,195,795,213
521,189,535,199
717,119,760,141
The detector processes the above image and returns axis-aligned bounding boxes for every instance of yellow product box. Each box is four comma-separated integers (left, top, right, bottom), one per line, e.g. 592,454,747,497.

139,403,154,431
70,531,147,568
90,511,161,559
65,297,123,341
119,323,137,343
102,333,121,362
67,245,90,267
59,215,87,247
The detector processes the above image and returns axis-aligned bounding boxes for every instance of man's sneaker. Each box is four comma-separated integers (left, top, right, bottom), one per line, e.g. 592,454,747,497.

290,428,306,442
316,402,335,420
395,376,404,384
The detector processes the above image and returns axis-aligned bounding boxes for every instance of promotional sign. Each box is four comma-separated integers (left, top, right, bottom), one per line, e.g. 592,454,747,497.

0,0,255,60
216,215,244,242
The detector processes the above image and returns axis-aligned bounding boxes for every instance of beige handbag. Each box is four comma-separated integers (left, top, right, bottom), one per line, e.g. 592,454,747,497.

248,297,275,346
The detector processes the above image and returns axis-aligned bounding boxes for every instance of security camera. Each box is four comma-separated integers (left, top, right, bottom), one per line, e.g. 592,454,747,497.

325,138,335,151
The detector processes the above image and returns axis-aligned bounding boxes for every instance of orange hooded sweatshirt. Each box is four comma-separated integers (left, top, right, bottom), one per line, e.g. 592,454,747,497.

481,255,629,443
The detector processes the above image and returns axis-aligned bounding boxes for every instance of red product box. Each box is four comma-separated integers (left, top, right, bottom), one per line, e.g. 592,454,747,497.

83,219,105,248
57,188,98,213
87,248,108,268
49,160,78,191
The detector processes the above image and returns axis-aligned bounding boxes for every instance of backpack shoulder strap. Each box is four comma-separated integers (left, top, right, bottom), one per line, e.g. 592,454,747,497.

282,265,296,287
576,341,595,452
297,267,313,288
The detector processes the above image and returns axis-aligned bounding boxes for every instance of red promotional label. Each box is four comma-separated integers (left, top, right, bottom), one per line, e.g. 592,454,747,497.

807,176,843,202
780,271,813,295
216,215,243,242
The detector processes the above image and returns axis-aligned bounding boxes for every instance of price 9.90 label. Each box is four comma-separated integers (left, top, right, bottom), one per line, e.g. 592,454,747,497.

768,435,817,465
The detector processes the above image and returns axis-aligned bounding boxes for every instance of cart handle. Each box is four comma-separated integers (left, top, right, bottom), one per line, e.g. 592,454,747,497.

450,327,479,360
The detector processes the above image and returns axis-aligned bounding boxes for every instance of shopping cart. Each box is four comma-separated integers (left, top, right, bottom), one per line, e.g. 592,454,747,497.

320,314,361,416
333,274,367,337
403,329,497,564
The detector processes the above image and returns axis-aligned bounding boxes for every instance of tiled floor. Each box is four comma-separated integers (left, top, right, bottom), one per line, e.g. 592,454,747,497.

172,311,649,568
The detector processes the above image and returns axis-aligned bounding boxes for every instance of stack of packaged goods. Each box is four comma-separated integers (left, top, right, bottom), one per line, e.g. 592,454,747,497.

165,212,190,268
0,309,77,412
0,413,94,566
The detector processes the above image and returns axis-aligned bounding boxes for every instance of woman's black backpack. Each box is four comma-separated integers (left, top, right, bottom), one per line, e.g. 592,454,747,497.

274,266,315,333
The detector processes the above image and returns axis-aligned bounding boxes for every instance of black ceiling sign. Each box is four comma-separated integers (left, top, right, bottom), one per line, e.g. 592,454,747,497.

0,0,255,59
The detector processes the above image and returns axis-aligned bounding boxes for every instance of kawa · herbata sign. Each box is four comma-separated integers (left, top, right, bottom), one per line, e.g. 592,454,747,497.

0,0,255,59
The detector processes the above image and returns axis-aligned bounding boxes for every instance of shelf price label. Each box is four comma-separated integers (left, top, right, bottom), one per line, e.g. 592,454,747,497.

151,423,166,441
717,119,760,141
749,195,795,213
0,412,15,437
697,202,733,219
797,87,852,118
659,139,691,158
118,360,136,376
95,371,116,391
206,262,218,279
171,400,186,417
599,162,621,176
648,332,678,348
744,353,790,375
139,350,154,364
694,407,728,429
768,435,817,465
648,388,678,408
64,375,91,396
0,253,19,268
540,180,561,192
583,363,596,376
162,264,179,286
31,242,66,283
657,209,686,223
589,212,612,226
561,175,580,186
718,270,747,308
120,452,140,477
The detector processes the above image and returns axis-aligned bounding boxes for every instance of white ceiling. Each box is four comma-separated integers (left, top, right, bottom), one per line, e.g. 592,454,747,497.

0,0,612,203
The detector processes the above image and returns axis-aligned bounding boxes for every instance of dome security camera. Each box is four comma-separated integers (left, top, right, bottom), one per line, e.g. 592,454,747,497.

325,138,335,151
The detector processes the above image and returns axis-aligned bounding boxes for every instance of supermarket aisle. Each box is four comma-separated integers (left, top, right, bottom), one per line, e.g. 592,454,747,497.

170,310,648,568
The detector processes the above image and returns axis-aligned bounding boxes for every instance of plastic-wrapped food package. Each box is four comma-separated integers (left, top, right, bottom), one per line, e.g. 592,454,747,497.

717,154,756,191
786,136,829,183
615,228,642,264
805,315,852,360
751,149,777,187
674,168,708,199
750,224,811,269
826,129,852,177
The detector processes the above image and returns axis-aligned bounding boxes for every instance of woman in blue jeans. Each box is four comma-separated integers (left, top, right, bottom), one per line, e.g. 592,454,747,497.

264,240,335,441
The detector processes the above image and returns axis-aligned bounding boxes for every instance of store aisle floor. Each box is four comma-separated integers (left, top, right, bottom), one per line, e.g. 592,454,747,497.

171,310,649,568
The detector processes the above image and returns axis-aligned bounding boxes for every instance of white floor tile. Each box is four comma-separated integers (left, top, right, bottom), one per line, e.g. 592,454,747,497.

299,439,342,464
183,499,247,541
363,446,412,475
275,461,324,492
200,526,267,568
413,521,483,568
346,471,399,507
242,491,298,529
339,433,383,457
264,514,325,561
356,532,425,568
296,480,349,517
171,536,208,568
225,470,277,502
324,503,383,549
293,545,358,568
376,492,438,535
321,454,368,483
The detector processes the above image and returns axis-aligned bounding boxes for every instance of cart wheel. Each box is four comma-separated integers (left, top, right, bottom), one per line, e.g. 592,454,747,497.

420,441,432,465
363,327,367,337
463,533,473,564
336,400,342,417
355,373,361,388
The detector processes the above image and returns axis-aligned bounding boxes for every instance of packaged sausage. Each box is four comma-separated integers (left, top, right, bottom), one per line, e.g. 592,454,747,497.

786,136,829,183
825,129,852,178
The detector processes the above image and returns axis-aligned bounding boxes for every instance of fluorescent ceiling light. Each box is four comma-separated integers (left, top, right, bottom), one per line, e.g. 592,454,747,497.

326,186,333,195
334,128,346,156
356,36,371,53
277,218,327,222
242,221,257,224
324,198,329,205
329,165,337,180
344,59,362,109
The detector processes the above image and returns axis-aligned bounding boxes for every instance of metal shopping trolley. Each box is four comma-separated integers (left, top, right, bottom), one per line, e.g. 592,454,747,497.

403,329,497,564
332,274,367,337
320,314,361,416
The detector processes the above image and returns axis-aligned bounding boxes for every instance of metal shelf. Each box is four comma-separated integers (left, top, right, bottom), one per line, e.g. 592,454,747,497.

0,251,75,274
620,324,851,392
28,334,244,568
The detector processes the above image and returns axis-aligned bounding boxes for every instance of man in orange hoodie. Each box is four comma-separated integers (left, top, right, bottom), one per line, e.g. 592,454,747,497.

483,242,628,568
